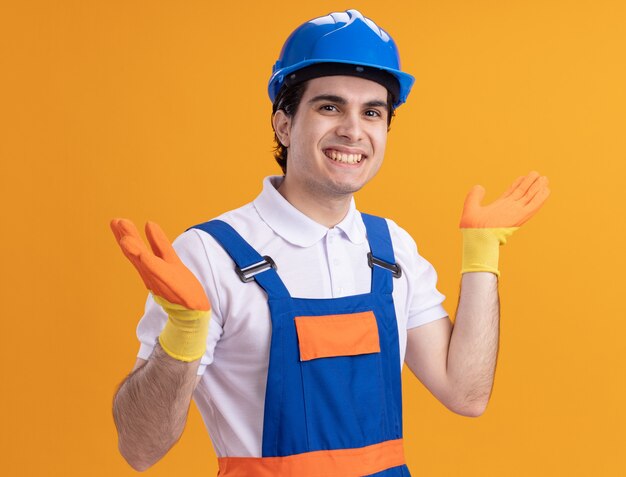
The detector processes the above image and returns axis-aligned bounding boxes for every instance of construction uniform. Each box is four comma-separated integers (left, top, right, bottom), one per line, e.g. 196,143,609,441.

137,176,448,476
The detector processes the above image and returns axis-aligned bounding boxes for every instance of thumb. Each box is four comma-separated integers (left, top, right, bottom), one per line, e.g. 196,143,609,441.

145,221,179,263
463,185,486,211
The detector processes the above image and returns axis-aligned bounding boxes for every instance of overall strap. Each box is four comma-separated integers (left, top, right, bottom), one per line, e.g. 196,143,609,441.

188,220,291,299
361,213,399,295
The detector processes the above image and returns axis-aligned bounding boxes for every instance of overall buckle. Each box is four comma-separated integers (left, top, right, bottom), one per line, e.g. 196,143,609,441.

235,256,277,283
367,252,402,279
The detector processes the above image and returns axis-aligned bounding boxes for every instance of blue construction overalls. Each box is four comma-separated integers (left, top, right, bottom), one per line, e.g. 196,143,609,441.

191,213,410,477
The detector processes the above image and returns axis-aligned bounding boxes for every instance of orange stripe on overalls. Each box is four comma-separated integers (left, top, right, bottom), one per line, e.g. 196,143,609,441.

218,438,405,477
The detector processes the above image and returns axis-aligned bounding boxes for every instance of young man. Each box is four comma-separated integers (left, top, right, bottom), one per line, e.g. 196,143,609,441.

111,9,549,476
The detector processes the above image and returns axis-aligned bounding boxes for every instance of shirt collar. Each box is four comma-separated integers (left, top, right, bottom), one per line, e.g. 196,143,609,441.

253,176,367,247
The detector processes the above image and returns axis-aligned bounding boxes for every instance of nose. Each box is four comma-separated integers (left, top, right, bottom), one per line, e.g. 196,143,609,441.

335,111,364,142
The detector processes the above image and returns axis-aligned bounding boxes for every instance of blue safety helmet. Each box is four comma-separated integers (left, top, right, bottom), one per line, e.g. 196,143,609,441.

268,9,415,108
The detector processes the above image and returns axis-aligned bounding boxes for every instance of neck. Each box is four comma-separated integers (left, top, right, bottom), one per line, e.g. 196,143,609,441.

277,178,353,228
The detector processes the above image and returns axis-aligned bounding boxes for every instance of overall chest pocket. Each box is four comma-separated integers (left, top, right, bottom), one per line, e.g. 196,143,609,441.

294,311,388,450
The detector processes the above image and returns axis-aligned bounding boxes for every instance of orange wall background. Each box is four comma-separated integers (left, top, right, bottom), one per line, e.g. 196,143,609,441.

1,1,624,475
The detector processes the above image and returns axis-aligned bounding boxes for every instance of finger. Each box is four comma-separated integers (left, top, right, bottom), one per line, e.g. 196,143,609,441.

525,186,550,212
113,218,154,264
145,221,179,263
119,236,156,290
501,176,525,199
111,219,157,292
510,171,541,200
119,235,143,258
515,187,551,226
111,219,141,250
523,176,549,205
111,221,140,261
110,218,124,243
117,218,144,241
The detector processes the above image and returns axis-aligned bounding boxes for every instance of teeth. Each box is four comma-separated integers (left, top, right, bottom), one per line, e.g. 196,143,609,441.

327,150,363,164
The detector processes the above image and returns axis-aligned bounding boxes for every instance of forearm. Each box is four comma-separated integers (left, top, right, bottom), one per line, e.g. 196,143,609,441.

446,272,499,416
113,343,200,471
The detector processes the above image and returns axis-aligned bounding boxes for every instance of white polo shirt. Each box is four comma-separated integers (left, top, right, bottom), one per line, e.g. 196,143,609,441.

136,175,448,458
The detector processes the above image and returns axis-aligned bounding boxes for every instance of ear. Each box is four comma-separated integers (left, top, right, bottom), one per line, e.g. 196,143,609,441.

272,110,292,147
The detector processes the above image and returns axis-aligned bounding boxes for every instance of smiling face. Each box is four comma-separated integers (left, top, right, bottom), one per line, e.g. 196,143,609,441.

273,75,390,207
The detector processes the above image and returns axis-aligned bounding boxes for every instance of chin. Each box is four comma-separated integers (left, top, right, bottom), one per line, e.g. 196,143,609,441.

326,179,367,196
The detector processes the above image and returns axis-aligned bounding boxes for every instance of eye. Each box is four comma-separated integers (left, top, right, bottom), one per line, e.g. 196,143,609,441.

364,109,382,118
319,104,339,112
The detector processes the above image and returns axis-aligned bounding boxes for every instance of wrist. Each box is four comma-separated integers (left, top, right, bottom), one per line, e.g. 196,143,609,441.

460,227,518,276
153,294,210,362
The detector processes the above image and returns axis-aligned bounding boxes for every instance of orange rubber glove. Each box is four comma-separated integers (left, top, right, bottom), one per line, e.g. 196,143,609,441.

459,171,550,276
111,219,210,362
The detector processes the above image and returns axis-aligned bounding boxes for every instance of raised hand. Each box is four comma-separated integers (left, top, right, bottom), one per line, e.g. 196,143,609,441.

458,172,550,276
110,219,210,311
460,171,550,228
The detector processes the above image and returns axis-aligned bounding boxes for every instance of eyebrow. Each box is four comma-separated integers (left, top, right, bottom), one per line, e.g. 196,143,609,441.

308,94,387,109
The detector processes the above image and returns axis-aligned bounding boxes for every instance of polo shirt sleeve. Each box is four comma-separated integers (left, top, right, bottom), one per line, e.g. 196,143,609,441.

387,220,449,329
136,228,225,376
